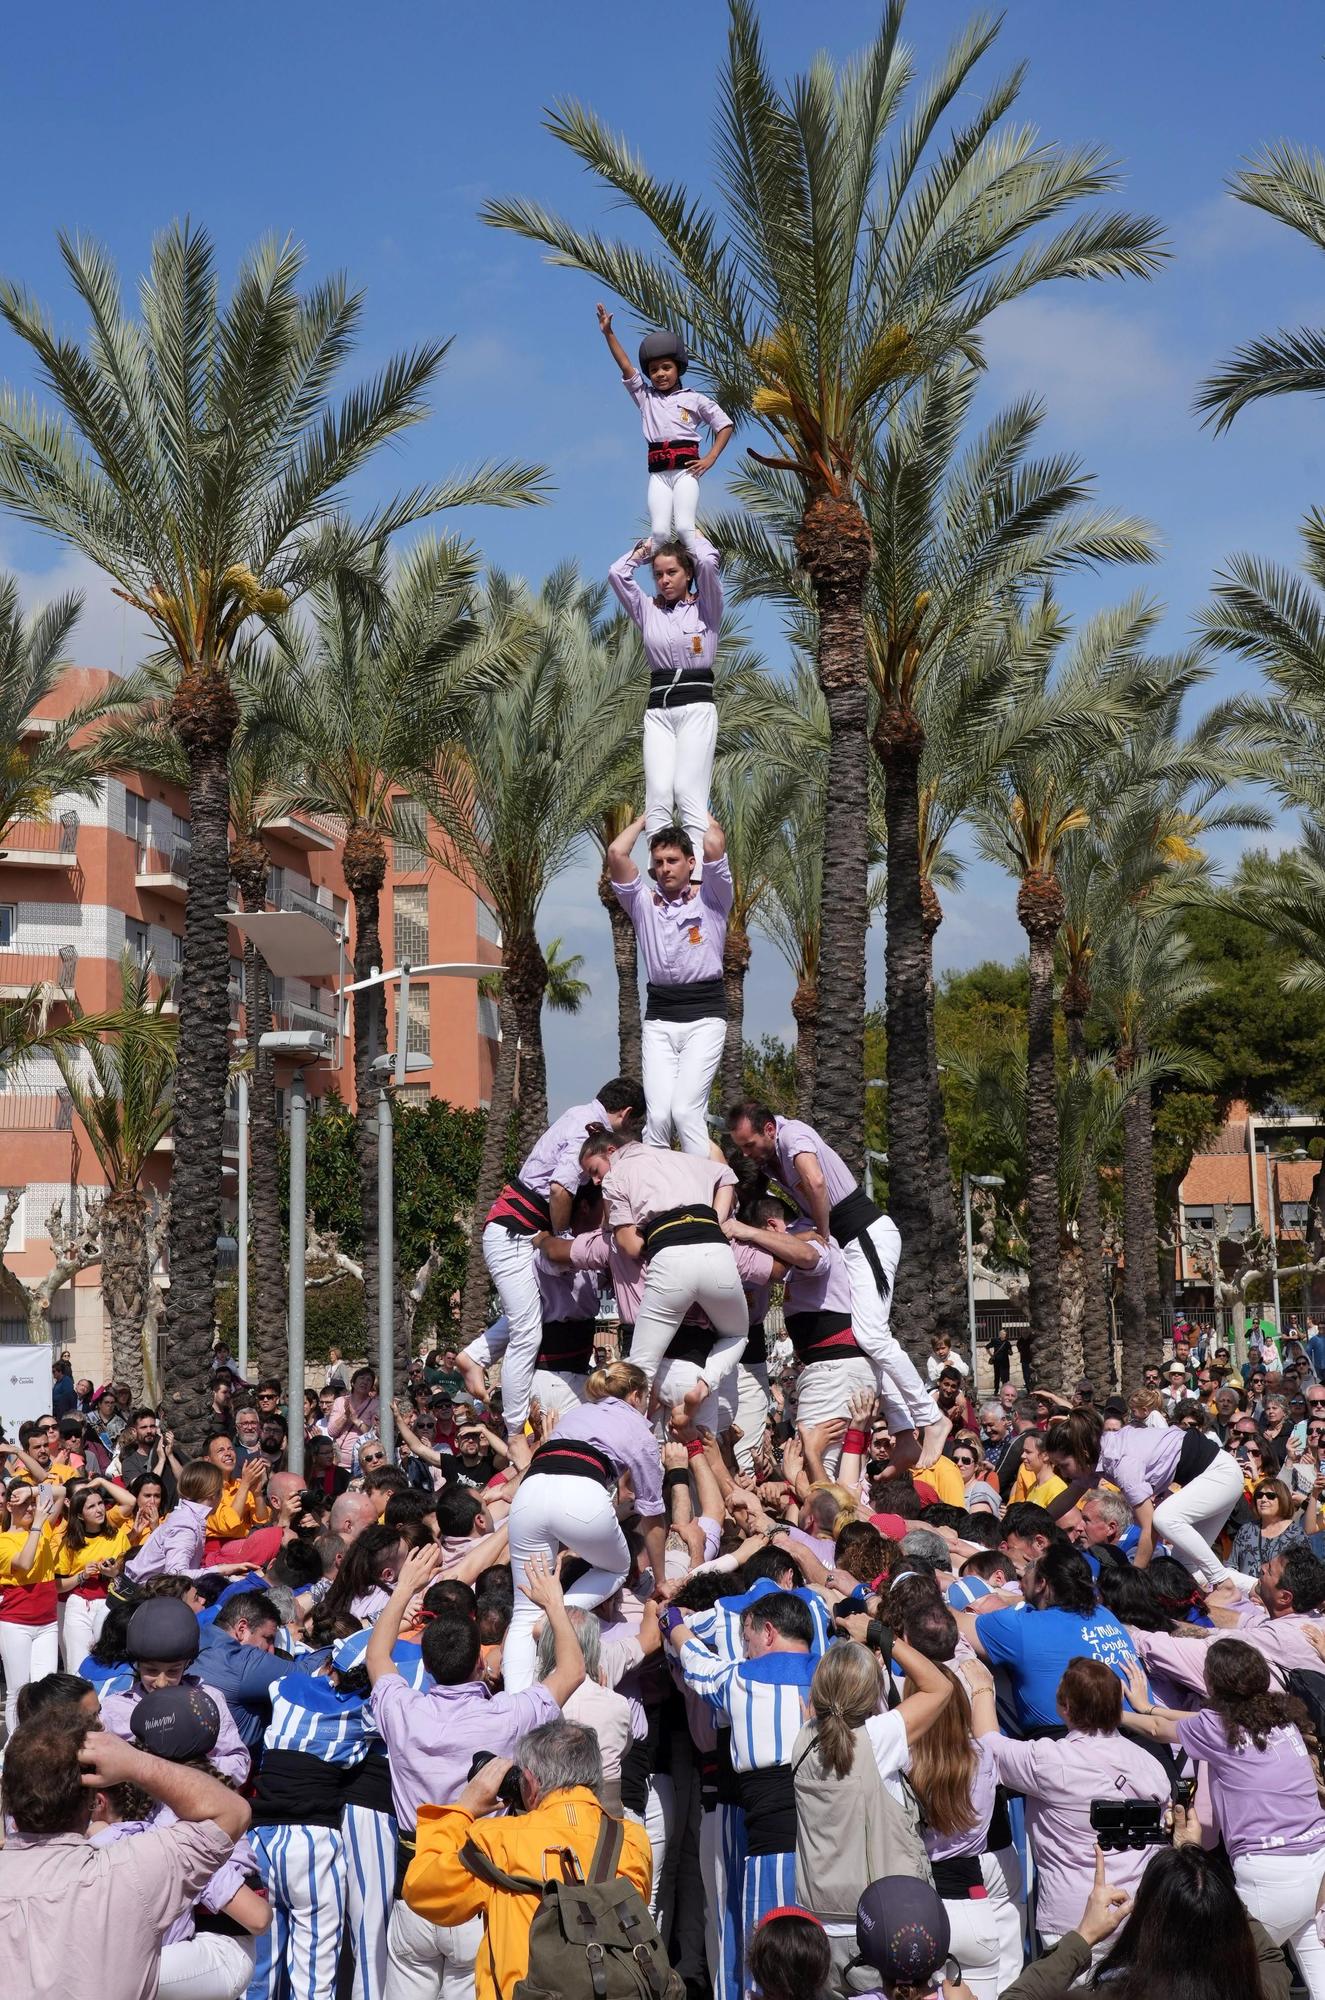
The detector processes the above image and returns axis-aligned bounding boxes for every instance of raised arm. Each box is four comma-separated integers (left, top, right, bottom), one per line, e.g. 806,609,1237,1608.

391,1402,443,1468
607,813,646,888
607,542,652,626
81,1729,251,1844
368,1543,441,1685
524,1552,586,1706
597,302,635,382
690,531,724,628
723,1216,819,1271
702,815,727,864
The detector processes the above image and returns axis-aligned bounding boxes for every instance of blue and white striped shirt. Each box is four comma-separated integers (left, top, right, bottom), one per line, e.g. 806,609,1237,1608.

262,1668,373,1766
685,1578,833,1666
676,1641,817,1773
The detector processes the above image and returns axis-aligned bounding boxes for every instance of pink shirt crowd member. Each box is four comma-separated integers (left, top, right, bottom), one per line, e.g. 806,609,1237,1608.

569,1225,645,1325
518,1097,611,1201
1175,1709,1325,1862
601,1140,736,1232
613,857,733,990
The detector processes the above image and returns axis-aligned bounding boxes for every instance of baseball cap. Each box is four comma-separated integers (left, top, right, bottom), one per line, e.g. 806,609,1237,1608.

129,1685,220,1761
856,1877,951,1987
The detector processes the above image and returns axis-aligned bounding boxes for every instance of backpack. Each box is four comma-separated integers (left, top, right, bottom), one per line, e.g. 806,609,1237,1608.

792,1718,933,1925
1283,1667,1325,1789
459,1811,684,2000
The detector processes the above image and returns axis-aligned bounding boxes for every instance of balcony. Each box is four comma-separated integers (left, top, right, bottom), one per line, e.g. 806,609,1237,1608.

136,837,190,902
3,813,79,868
266,811,340,853
0,1088,74,1132
0,944,78,999
280,887,345,937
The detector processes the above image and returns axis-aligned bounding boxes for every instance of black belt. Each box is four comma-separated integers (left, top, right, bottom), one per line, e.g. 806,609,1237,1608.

647,437,700,472
486,1176,552,1237
252,1749,349,1828
342,1749,396,1816
393,1827,416,1900
932,1854,984,1898
785,1309,864,1364
537,1319,597,1371
736,1764,797,1857
524,1438,617,1489
618,1320,634,1355
647,674,713,711
1175,1428,1221,1486
645,976,726,1023
745,1320,768,1367
828,1185,884,1249
642,1203,725,1262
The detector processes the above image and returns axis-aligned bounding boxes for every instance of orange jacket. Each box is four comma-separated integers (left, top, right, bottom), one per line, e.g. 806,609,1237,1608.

404,1788,653,2000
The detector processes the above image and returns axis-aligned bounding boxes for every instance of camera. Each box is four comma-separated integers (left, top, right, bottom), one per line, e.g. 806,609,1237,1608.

1089,1800,1167,1852
1171,1775,1197,1810
468,1750,525,1814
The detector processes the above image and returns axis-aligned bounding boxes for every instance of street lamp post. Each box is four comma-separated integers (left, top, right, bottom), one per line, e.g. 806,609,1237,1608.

1263,1144,1283,1337
287,1065,308,1476
963,1171,1005,1389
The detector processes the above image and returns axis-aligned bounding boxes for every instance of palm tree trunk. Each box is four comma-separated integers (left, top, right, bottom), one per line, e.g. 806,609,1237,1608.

721,923,751,1107
923,888,967,1340
162,661,238,1453
1018,870,1064,1385
1118,1022,1160,1395
508,928,549,1162
791,978,818,1121
230,836,285,1379
599,868,642,1082
459,980,520,1347
1058,1242,1086,1385
344,824,387,1360
101,1190,151,1402
874,704,933,1362
1064,996,1112,1387
796,492,871,1175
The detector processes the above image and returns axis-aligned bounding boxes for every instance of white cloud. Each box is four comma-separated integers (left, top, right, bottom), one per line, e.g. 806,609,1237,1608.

979,296,1186,441
0,531,151,680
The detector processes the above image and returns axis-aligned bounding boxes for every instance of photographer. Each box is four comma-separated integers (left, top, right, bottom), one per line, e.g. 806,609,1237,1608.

401,1720,652,2000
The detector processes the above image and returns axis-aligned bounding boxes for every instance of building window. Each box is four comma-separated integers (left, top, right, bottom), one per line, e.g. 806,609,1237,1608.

126,919,152,965
476,898,502,946
394,885,429,966
1281,1202,1310,1230
125,792,150,848
0,1192,24,1251
393,801,428,874
0,906,14,949
478,993,501,1041
397,1083,430,1109
406,984,431,1058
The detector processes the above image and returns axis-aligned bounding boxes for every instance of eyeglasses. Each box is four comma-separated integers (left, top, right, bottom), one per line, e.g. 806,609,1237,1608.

37,1424,59,1435
953,1454,976,1468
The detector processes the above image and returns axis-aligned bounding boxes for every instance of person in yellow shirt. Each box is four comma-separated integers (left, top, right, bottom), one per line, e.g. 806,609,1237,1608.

913,1451,966,1508
0,1480,63,1734
1011,1431,1067,1510
55,1477,140,1669
404,1721,653,2000
203,1432,272,1544
4,1418,80,1486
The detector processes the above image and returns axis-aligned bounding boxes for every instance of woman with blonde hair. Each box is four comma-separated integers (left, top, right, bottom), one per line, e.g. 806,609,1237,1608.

503,1359,666,1690
905,1656,1002,1999
793,1636,951,1992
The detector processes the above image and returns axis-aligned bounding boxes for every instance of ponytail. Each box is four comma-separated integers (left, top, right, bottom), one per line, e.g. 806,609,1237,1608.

808,1641,884,1779
586,1360,647,1404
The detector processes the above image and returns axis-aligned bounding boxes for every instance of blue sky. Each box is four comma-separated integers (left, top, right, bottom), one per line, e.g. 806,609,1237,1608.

3,1,1325,1100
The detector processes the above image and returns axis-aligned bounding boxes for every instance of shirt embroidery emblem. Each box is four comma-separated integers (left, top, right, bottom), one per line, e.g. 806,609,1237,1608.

688,925,703,945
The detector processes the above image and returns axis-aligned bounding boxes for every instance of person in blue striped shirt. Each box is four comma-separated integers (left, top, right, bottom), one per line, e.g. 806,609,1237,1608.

666,1589,818,2000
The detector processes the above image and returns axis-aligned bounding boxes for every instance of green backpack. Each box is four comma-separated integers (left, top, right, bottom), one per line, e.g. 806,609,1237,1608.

459,1812,685,2000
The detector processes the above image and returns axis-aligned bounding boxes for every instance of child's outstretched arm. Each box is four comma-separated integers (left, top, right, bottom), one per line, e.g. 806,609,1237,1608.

597,302,635,382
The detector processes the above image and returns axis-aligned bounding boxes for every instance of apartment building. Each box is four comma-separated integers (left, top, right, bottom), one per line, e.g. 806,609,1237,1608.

0,665,500,1380
1174,1099,1323,1320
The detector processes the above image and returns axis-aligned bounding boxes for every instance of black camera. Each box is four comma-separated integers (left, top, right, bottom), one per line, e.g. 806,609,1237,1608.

1171,1775,1197,1810
468,1750,525,1814
1090,1799,1167,1852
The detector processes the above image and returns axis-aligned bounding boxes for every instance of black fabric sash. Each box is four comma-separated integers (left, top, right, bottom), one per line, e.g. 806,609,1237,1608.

647,438,700,472
642,1203,725,1262
342,1749,396,1815
647,675,714,711
785,1309,864,1364
524,1438,617,1489
1175,1426,1221,1486
645,976,726,1023
736,1764,797,1856
252,1749,348,1828
743,1320,768,1368
828,1185,884,1249
537,1318,596,1372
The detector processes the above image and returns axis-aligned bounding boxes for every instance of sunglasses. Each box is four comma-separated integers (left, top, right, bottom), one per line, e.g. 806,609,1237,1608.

953,1454,976,1468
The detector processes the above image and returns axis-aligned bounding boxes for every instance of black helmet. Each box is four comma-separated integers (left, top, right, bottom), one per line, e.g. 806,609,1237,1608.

638,328,687,378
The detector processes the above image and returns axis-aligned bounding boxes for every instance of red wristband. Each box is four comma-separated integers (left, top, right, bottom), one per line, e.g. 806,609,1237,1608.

686,1439,706,1459
843,1429,868,1454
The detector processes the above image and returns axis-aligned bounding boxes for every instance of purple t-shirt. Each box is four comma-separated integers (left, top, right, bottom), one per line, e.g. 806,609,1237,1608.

1097,1425,1184,1507
518,1099,609,1200
613,859,732,986
1176,1710,1325,1861
772,1116,857,1213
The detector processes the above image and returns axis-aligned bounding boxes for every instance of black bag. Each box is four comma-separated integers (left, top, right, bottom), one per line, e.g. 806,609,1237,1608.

459,1812,684,2000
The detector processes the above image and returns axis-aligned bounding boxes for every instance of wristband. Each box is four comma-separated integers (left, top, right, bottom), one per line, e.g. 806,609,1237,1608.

686,1439,706,1459
663,1468,690,1492
662,1606,685,1635
843,1429,868,1455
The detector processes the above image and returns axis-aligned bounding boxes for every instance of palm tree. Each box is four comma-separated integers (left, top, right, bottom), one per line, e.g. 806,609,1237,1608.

481,0,1163,1173
973,597,1165,1379
0,224,545,1447
47,951,175,1398
718,369,1157,1349
83,676,295,1378
252,534,524,1355
758,775,827,1120
542,939,590,1015
1197,144,1325,431
0,575,99,846
420,568,644,1343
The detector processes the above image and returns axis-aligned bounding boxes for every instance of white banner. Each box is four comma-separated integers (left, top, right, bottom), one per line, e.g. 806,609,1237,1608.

0,1344,53,1446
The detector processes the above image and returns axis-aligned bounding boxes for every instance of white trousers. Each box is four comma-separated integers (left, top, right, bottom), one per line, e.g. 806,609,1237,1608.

480,1223,542,1429
1154,1449,1245,1586
981,1846,1027,1991
733,1362,770,1473
505,1471,629,1691
630,1243,748,1394
942,1894,1002,2000
642,1015,726,1155
159,1935,256,2000
0,1619,58,1735
842,1222,940,1429
62,1593,109,1673
643,702,717,862
464,1315,587,1418
647,468,699,549
1235,1848,1325,1999
384,1901,483,2000
654,1357,737,1436
794,1356,878,1476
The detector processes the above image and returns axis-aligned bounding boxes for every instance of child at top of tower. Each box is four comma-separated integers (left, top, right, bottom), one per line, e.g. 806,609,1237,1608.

597,302,734,551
